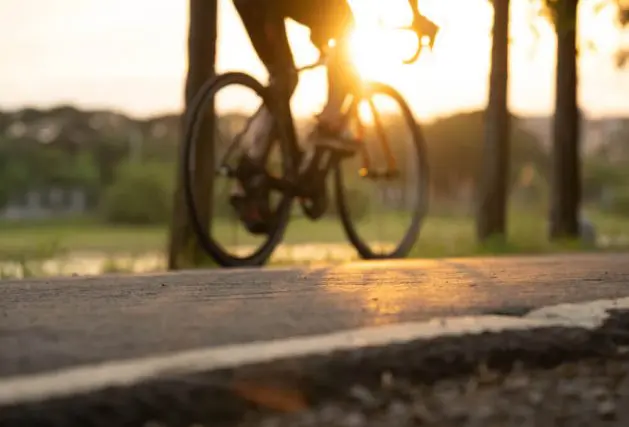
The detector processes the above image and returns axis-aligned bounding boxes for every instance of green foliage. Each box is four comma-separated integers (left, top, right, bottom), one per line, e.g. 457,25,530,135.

344,188,370,219
0,107,183,212
512,163,550,208
92,136,137,188
100,161,174,225
325,187,370,221
0,138,100,208
583,150,629,215
330,110,548,216
583,157,629,201
605,187,629,216
0,146,29,208
597,120,629,161
422,110,549,198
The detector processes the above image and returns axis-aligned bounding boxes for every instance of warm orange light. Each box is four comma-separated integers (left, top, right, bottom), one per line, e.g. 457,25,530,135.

357,100,373,124
348,27,419,80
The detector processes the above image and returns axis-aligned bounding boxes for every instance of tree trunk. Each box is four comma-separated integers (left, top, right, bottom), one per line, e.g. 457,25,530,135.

550,0,580,239
167,0,218,269
477,0,511,242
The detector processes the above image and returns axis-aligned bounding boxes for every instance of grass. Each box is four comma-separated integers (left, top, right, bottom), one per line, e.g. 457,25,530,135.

410,207,629,258
1,206,628,276
0,215,349,257
0,217,166,257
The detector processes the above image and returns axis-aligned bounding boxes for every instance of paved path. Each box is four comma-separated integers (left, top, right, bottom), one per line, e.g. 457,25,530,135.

2,253,629,378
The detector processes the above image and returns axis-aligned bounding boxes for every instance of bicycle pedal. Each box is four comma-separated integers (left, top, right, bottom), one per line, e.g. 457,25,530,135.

229,194,271,235
332,146,356,159
325,140,360,159
241,208,271,235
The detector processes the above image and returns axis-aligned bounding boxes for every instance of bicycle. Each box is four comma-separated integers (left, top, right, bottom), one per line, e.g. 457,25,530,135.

183,23,436,267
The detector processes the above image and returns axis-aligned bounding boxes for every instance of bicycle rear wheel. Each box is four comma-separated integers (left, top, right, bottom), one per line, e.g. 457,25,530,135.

183,72,294,267
335,82,429,259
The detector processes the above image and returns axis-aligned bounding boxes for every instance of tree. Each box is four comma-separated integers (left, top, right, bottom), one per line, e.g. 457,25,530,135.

477,0,511,242
167,0,219,269
547,0,581,239
523,0,629,239
534,0,629,238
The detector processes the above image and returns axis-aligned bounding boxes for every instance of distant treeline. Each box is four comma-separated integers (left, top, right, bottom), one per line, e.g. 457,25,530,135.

1,106,627,223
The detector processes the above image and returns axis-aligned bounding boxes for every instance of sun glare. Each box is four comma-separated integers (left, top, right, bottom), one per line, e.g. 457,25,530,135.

344,0,491,81
348,27,419,79
357,100,374,124
306,0,624,120
346,0,419,79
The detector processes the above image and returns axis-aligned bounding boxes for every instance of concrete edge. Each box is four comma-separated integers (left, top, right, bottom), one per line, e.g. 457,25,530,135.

2,296,629,407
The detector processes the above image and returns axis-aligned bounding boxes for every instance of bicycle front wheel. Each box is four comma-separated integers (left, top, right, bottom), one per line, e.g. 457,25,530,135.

183,72,294,267
335,82,429,259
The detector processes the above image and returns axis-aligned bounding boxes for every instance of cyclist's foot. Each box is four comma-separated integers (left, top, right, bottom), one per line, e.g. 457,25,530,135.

299,120,359,176
229,156,272,235
306,119,359,156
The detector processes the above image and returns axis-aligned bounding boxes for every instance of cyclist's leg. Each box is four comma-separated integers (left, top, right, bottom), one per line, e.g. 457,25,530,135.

285,0,360,151
233,0,298,162
309,0,358,132
230,0,299,233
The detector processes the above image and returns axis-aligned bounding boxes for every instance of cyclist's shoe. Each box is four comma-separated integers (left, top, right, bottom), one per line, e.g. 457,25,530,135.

303,120,359,160
229,156,272,235
299,121,360,176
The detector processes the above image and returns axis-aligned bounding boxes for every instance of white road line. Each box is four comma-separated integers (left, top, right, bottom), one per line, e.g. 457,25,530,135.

527,296,629,328
2,297,629,406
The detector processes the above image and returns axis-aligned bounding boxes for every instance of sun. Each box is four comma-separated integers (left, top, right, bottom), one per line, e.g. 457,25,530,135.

343,0,494,82
348,26,420,80
345,0,420,80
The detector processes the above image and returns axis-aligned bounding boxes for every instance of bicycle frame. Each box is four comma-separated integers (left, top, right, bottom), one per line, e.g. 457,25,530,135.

287,56,401,187
219,38,428,203
186,25,436,265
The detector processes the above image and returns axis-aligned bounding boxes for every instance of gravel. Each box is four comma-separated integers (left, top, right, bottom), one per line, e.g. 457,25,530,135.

5,313,629,427
236,356,629,427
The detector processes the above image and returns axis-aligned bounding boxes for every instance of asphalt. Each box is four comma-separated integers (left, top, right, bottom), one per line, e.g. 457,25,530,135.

2,253,629,379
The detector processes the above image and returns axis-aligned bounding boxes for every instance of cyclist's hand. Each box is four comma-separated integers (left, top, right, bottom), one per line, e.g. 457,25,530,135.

414,14,439,50
402,11,440,64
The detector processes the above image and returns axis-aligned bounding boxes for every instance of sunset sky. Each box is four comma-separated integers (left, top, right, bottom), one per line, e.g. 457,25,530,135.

2,0,629,120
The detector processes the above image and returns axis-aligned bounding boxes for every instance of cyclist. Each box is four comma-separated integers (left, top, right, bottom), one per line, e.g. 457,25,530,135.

230,0,438,233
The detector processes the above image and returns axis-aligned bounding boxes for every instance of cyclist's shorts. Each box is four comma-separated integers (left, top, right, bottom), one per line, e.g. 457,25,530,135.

284,0,355,48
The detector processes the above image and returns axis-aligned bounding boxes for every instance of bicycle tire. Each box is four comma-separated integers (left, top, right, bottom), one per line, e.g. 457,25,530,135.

335,82,429,259
183,72,294,267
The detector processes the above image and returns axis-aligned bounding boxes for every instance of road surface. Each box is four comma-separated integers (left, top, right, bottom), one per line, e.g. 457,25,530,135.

2,253,629,379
